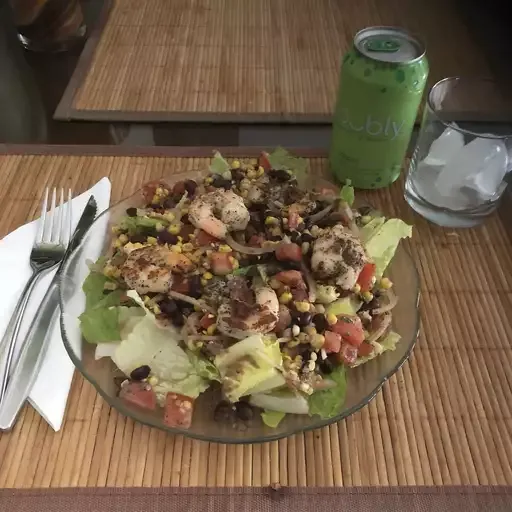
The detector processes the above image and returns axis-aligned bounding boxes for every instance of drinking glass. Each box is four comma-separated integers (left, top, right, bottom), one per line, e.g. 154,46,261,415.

405,77,512,227
9,0,86,52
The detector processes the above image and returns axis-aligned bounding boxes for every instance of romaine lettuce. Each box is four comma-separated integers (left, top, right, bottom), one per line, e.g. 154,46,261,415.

308,365,347,419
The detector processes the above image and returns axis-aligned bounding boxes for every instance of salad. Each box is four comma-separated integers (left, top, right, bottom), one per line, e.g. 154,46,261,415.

80,148,412,430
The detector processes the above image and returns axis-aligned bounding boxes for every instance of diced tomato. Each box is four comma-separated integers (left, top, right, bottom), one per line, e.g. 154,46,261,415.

288,211,300,230
119,381,157,411
323,330,342,353
275,243,302,262
248,234,265,247
357,262,376,293
337,343,358,366
274,270,306,289
259,152,271,171
171,275,190,294
330,315,365,347
196,229,219,246
141,179,169,204
164,393,194,429
357,342,374,357
210,251,234,276
199,314,216,330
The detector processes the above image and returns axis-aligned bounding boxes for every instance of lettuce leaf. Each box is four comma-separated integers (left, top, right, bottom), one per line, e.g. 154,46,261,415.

82,272,115,309
188,352,221,381
267,147,309,184
363,218,412,279
339,179,355,206
113,315,209,399
210,150,230,175
308,366,347,419
119,215,163,235
261,410,286,428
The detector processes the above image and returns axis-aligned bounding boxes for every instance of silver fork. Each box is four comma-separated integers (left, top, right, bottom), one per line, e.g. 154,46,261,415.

0,188,72,402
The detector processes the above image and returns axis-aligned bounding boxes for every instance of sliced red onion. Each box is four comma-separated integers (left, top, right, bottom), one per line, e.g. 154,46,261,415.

168,290,215,314
226,233,280,255
371,289,398,316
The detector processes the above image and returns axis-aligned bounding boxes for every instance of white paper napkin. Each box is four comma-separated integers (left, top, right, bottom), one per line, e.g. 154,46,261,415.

0,178,111,431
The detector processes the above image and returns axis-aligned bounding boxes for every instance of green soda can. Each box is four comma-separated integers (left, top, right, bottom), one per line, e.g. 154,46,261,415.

329,27,428,189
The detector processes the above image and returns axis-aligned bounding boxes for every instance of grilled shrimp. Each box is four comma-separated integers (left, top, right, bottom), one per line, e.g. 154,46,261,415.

311,225,367,290
217,284,279,339
120,245,194,294
188,189,250,239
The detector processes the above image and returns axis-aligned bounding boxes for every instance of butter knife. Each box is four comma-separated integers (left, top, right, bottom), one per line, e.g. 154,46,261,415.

0,196,97,430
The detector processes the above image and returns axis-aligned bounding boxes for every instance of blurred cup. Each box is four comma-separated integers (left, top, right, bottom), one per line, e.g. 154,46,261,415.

9,0,86,52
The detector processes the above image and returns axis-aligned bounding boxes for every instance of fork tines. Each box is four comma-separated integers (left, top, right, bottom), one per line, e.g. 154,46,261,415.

38,188,72,247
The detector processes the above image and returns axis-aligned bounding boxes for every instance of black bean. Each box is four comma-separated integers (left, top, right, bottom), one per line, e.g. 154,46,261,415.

235,401,254,421
319,357,334,374
270,235,283,242
130,365,151,381
290,232,301,244
157,231,178,245
181,213,191,225
358,205,373,216
160,299,178,316
231,169,245,182
163,197,177,209
129,234,147,244
301,232,314,243
214,401,235,422
297,312,312,327
281,260,301,271
312,313,328,333
103,289,113,295
290,309,301,321
212,176,232,189
358,297,381,312
171,312,185,327
126,207,138,217
296,222,306,232
188,275,202,299
184,180,197,196
271,169,291,182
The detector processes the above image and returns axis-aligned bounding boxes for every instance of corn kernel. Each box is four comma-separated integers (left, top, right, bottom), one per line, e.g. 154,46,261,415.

257,166,265,177
206,324,217,335
204,177,213,185
168,223,181,235
232,160,241,169
291,324,300,337
310,352,318,362
294,301,310,313
203,271,213,280
152,194,159,204
249,158,257,165
247,169,257,179
148,376,158,387
153,304,161,315
219,244,232,253
182,242,194,252
103,281,118,291
155,222,165,232
194,304,202,312
326,313,338,326
111,225,121,234
307,360,316,372
165,212,175,222
171,244,182,253
265,216,279,226
287,340,300,348
362,291,374,302
147,236,157,245
103,264,115,277
118,234,129,244
361,215,372,225
304,325,317,336
279,291,292,304
379,277,393,290
231,259,239,270
352,283,361,294
114,239,123,249
201,278,208,286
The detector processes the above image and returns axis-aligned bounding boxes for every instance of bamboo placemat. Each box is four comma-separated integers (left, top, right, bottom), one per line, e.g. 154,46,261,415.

0,147,511,490
55,0,492,122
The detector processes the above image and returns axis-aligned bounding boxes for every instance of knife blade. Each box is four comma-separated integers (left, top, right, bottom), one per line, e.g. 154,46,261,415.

0,195,97,430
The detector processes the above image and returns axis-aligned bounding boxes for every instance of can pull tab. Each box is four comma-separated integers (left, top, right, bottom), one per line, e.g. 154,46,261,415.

366,39,400,53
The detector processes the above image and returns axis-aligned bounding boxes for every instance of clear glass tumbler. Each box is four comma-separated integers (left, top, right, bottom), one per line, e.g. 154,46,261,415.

9,0,86,52
405,77,512,228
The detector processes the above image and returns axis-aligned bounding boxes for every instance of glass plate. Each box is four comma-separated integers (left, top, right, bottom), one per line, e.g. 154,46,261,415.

59,170,420,444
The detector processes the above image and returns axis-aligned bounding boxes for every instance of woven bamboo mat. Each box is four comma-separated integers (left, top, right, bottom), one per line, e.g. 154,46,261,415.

0,148,511,490
55,0,492,122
